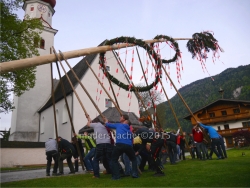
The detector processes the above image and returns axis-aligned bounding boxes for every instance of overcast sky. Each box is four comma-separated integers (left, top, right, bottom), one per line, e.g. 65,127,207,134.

1,0,250,131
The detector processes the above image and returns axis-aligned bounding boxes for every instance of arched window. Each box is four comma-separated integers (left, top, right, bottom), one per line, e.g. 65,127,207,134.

40,39,45,49
41,116,45,134
62,104,68,123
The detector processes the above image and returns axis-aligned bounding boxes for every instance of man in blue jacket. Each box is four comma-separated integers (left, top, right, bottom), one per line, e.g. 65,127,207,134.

198,122,224,159
104,114,139,180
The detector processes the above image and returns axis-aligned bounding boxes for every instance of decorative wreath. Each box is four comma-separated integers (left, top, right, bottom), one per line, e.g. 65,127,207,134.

99,36,179,92
151,35,180,64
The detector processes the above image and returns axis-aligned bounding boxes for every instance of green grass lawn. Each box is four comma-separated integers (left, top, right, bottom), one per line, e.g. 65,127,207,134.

1,148,250,187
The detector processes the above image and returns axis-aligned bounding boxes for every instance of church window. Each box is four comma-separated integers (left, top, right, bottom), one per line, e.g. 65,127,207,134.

62,104,68,124
106,66,110,72
40,39,45,49
30,6,34,11
41,116,45,134
48,12,50,17
105,98,112,108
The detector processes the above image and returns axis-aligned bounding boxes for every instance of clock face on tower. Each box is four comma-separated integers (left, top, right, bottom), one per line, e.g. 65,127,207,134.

37,4,47,13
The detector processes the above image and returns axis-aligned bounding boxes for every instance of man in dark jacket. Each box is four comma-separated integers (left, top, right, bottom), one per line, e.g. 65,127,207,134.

57,136,76,175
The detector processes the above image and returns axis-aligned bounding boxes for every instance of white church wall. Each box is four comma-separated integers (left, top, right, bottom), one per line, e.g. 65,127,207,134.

0,148,46,168
39,95,73,142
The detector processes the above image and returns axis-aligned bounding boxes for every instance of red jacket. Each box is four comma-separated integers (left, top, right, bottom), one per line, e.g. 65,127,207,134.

192,128,204,143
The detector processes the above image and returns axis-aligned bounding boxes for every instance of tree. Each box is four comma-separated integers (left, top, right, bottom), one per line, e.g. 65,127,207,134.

138,88,164,111
0,0,43,113
0,128,11,141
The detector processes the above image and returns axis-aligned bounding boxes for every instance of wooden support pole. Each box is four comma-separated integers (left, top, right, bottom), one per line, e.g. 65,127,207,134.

135,47,162,130
50,62,58,140
52,47,85,170
161,65,198,123
0,38,192,73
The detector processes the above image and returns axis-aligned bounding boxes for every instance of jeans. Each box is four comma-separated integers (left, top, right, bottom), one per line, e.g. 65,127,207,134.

46,150,58,174
195,142,206,159
84,148,95,171
136,155,141,167
111,143,138,180
93,143,113,177
219,137,227,158
122,153,131,175
179,145,186,160
211,138,223,158
58,153,74,173
176,145,180,160
166,141,177,164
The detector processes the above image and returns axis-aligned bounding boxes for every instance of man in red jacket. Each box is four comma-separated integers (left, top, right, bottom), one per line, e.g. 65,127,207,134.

192,125,206,160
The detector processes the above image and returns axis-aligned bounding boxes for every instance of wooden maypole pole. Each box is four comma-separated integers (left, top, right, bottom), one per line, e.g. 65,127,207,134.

0,38,191,73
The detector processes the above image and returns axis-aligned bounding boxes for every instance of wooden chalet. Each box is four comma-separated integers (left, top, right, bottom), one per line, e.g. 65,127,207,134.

184,99,250,148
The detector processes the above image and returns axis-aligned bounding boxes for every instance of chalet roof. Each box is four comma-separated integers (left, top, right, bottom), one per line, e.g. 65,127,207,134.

38,40,106,112
78,107,145,134
183,99,250,120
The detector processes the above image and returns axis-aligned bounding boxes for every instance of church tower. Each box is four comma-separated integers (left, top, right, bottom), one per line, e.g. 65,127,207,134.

9,0,58,141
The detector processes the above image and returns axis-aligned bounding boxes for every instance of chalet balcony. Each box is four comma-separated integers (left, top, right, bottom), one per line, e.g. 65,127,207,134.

217,127,250,136
200,112,250,124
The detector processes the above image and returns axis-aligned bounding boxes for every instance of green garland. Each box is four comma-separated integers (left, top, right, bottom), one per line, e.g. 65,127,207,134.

99,36,162,92
186,32,218,59
151,35,180,64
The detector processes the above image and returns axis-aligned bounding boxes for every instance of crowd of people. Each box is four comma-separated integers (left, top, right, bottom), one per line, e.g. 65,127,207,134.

45,117,228,179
